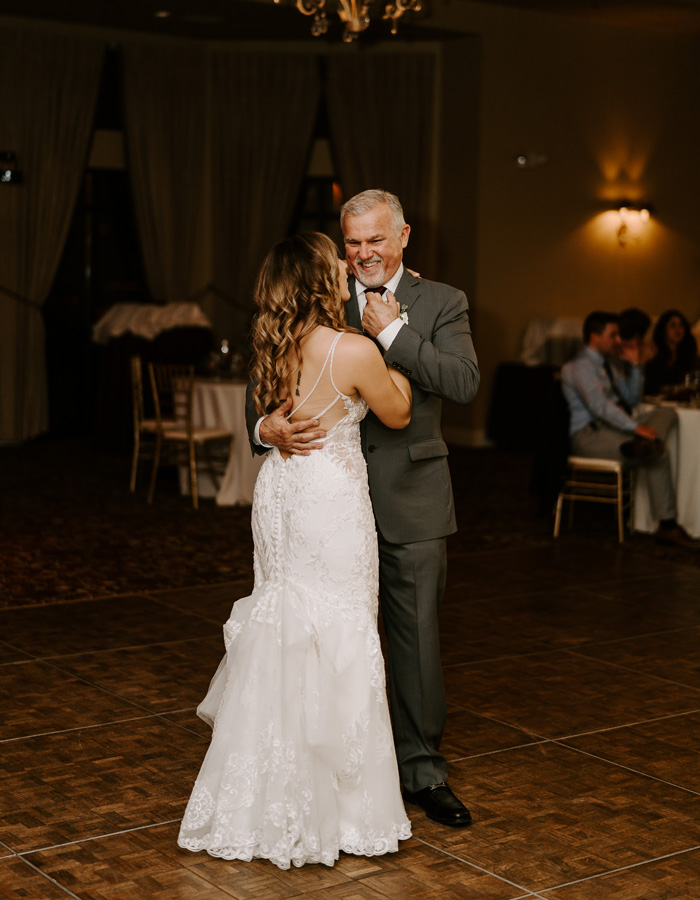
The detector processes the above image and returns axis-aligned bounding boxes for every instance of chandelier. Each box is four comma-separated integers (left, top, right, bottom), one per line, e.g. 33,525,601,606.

274,0,423,43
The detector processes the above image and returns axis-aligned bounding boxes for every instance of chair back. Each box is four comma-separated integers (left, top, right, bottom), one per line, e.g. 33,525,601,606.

130,356,147,433
148,363,195,433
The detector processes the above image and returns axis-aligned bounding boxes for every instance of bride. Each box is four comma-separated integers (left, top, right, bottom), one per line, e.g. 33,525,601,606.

177,232,412,869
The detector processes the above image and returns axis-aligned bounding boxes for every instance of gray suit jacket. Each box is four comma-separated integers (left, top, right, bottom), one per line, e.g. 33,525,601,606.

246,270,479,544
344,270,478,543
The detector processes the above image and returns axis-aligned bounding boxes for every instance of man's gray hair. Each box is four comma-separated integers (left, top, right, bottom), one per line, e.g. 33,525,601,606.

340,189,406,236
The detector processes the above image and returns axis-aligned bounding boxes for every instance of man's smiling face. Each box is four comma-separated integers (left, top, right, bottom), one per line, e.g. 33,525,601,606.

342,203,410,289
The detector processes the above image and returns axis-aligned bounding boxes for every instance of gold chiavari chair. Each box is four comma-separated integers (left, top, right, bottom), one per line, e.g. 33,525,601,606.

146,363,233,509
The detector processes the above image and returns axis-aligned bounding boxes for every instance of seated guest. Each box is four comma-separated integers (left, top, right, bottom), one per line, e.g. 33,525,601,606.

644,309,699,396
561,311,697,547
618,307,654,365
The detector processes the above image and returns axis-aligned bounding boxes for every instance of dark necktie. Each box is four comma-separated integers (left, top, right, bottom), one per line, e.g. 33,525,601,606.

603,359,632,414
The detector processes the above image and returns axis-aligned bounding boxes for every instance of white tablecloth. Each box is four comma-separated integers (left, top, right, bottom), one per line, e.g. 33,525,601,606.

634,405,700,538
179,379,263,506
520,317,583,366
92,303,212,343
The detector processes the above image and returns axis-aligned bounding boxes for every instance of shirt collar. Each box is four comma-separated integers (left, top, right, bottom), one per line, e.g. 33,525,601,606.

354,263,404,299
584,345,605,366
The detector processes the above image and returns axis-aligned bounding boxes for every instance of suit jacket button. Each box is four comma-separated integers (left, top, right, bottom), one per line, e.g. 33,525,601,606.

368,444,377,453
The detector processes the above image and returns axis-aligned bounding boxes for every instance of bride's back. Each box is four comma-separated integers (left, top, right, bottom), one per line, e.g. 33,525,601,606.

286,327,359,433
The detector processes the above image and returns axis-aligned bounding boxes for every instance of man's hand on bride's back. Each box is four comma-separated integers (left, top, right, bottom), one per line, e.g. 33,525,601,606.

259,397,327,456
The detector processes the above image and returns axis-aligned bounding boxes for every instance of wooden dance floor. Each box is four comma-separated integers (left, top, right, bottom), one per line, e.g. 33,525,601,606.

2,462,700,897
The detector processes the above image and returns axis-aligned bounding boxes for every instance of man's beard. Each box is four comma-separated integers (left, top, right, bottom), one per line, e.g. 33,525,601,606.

353,256,386,289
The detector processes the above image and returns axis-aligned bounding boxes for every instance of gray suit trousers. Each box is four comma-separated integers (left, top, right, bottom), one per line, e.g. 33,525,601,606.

570,406,678,521
378,535,448,794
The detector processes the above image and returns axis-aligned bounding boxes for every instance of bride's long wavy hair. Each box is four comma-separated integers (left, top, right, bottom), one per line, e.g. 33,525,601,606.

251,232,351,416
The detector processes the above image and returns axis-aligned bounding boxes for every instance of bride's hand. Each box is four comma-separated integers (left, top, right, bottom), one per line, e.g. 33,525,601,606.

259,398,326,455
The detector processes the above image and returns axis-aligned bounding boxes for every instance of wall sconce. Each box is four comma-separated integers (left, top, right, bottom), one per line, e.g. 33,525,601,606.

515,152,548,169
613,200,653,246
0,152,22,186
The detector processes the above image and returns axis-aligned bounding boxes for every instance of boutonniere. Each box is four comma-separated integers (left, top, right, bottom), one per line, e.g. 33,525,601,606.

399,304,409,325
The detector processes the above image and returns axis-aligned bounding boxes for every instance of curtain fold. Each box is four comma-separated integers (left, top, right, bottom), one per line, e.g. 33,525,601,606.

0,27,104,443
122,44,208,306
209,52,321,341
325,53,437,272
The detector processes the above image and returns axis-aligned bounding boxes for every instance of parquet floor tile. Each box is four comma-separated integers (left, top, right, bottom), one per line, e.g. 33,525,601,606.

152,579,254,624
52,636,225,712
161,708,212,737
443,650,700,738
441,707,543,760
539,847,700,899
0,855,77,899
462,544,675,584
405,744,700,893
345,849,535,899
442,585,700,654
580,573,700,610
27,822,351,899
0,595,217,657
0,661,142,741
561,712,700,792
439,602,550,664
0,717,207,852
0,642,33,664
575,625,700,688
337,836,538,898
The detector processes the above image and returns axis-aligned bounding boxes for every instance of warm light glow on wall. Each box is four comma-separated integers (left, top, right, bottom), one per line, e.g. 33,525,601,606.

587,208,655,249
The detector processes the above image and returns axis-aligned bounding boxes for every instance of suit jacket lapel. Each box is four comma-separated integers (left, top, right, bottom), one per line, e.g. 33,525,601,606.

394,270,421,314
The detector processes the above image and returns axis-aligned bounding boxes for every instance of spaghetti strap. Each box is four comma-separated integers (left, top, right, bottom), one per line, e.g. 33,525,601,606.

290,332,345,421
328,332,346,397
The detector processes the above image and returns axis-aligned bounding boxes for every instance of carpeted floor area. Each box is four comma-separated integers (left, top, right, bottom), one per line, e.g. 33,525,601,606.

1,436,698,609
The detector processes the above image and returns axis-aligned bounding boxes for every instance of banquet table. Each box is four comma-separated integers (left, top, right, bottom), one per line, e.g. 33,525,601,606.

633,405,700,538
179,379,263,506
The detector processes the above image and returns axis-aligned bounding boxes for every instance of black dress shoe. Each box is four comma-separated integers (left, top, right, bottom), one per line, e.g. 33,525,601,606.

656,525,700,548
403,783,472,827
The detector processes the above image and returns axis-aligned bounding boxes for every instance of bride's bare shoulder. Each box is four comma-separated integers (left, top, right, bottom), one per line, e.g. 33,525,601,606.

336,331,382,360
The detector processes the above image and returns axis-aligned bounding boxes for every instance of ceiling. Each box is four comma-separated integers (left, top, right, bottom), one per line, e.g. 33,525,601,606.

2,0,700,41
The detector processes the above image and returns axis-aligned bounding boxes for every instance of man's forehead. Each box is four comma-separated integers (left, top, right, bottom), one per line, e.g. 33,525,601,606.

342,207,391,235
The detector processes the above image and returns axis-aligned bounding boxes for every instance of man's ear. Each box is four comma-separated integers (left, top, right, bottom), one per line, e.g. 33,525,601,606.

400,224,411,249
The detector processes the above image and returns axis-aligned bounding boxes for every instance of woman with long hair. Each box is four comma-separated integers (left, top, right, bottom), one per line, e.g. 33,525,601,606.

644,309,699,395
178,232,412,869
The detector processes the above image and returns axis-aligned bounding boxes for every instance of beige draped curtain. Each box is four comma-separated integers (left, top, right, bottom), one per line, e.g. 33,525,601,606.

325,53,437,272
122,45,208,305
0,28,104,443
209,52,321,340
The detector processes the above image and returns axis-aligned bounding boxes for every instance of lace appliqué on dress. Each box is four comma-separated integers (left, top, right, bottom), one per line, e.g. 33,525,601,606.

178,337,411,869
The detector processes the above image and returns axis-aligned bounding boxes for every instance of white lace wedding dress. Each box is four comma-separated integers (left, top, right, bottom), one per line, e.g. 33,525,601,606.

178,332,411,869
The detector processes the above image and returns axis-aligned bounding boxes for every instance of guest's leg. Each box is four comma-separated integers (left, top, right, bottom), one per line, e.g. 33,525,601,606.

634,407,678,520
570,423,627,461
379,536,448,794
571,416,678,522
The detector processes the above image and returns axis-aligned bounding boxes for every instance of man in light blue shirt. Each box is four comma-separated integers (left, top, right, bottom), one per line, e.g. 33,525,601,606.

561,311,697,547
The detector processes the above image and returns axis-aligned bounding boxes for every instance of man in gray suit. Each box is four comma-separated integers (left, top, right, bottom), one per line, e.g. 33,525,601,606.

247,190,479,826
